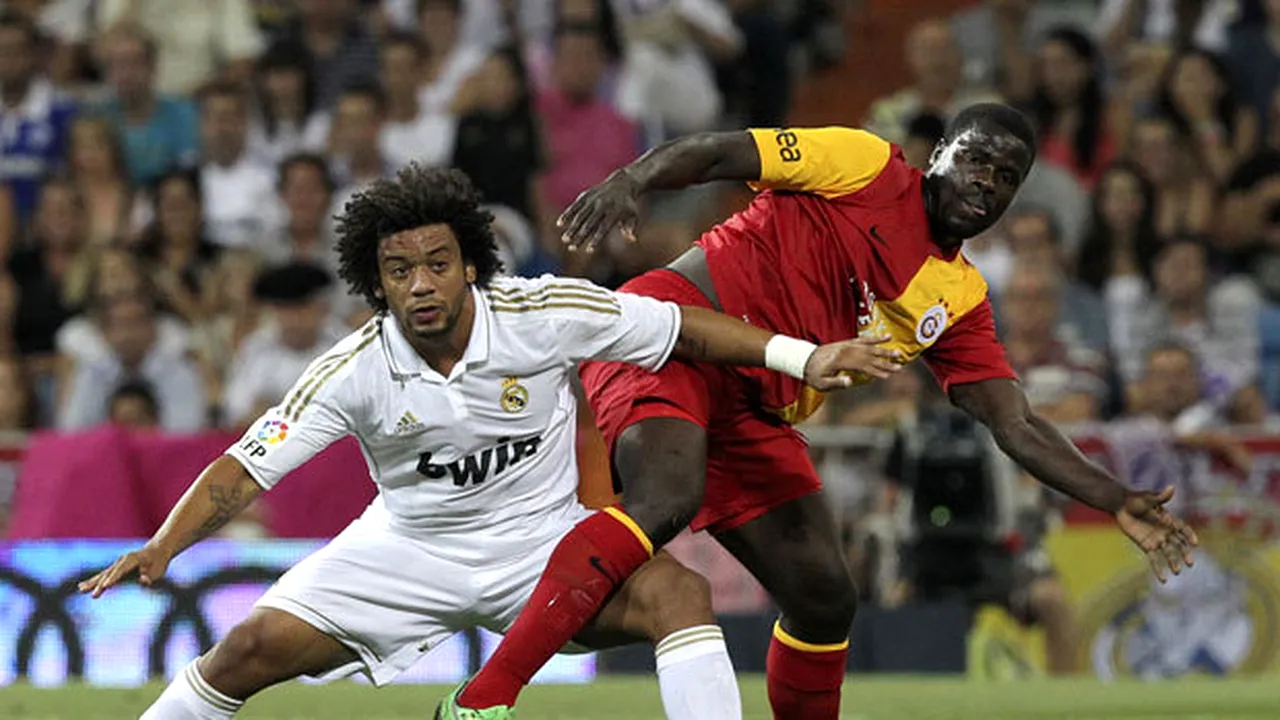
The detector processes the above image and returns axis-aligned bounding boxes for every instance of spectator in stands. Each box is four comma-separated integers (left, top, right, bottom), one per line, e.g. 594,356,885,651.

1227,0,1280,143
1157,48,1257,186
900,112,946,171
95,0,265,96
537,25,639,225
1109,237,1262,397
7,177,85,384
273,154,337,271
5,0,93,88
1026,27,1118,188
0,354,34,430
57,293,206,432
107,379,159,430
272,0,379,111
95,22,199,188
419,0,488,115
1004,206,1109,354
999,261,1109,421
54,246,190,373
328,83,395,217
523,0,622,96
613,0,742,140
248,42,330,167
451,48,543,222
67,116,142,248
1095,0,1235,59
865,18,1000,145
196,82,279,250
136,170,219,325
1128,115,1214,238
1076,162,1162,293
0,12,76,225
379,31,456,170
220,261,346,429
192,248,263,413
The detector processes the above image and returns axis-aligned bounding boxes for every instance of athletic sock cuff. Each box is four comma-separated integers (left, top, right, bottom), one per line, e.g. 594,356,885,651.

601,506,654,556
185,661,244,713
655,625,728,671
772,620,850,654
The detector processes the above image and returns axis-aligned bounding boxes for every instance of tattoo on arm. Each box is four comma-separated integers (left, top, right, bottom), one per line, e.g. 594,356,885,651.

181,479,256,550
674,334,710,360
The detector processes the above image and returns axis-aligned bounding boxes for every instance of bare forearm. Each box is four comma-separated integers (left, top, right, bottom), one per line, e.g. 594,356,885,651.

150,456,264,556
994,414,1126,513
620,131,761,192
672,305,775,366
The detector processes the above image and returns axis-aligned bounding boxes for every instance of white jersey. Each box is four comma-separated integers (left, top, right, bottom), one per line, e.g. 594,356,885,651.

225,275,680,546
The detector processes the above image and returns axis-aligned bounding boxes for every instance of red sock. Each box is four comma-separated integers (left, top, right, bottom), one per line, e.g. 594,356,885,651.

460,507,652,708
766,621,849,720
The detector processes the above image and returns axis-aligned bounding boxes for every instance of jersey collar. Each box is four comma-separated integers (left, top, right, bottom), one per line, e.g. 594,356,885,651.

383,284,491,383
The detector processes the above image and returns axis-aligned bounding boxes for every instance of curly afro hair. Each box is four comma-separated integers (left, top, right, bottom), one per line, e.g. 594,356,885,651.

335,164,503,312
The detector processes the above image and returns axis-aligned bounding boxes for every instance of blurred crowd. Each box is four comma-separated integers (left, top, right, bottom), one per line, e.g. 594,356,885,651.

0,0,845,438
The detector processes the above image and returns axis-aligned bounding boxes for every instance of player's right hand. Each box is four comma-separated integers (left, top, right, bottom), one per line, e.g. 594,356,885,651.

804,335,903,390
557,169,641,252
78,543,173,599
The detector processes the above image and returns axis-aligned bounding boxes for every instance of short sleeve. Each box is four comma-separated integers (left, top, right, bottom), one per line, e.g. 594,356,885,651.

748,127,893,199
224,363,353,490
551,280,681,370
923,298,1017,393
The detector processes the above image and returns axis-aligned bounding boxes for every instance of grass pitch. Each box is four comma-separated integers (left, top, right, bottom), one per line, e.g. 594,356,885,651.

4,675,1279,719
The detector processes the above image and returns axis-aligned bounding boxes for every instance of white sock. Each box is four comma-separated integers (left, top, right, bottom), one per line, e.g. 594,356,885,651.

140,660,243,719
654,625,742,720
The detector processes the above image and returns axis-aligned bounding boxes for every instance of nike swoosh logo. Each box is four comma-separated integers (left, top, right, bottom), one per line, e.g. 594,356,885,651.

869,225,888,244
588,555,615,583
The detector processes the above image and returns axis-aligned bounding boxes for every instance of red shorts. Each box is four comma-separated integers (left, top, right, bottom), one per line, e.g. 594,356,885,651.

579,269,822,534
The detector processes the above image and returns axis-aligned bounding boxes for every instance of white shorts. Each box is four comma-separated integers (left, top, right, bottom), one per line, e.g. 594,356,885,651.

255,498,593,686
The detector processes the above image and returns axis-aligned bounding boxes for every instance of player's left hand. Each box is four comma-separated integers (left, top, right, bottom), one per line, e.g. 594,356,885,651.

804,335,903,390
1115,486,1199,584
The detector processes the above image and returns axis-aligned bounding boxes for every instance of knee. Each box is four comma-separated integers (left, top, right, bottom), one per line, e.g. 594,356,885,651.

783,572,859,641
613,420,706,546
203,613,289,680
631,557,716,641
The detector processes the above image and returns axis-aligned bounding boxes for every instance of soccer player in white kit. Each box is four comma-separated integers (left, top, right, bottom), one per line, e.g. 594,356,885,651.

80,166,901,720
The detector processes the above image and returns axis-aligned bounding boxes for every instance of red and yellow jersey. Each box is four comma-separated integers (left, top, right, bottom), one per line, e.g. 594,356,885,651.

697,126,1016,424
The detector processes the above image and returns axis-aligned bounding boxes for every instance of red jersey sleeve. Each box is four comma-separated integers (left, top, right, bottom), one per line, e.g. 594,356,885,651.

923,298,1018,393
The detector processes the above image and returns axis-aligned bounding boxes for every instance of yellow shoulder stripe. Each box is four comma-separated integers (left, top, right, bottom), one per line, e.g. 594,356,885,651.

282,321,381,421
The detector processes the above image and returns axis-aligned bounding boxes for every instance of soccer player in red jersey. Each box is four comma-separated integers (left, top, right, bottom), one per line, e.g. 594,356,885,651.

444,103,1198,719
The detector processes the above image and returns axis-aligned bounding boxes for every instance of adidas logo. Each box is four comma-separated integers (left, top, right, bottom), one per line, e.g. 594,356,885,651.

394,411,425,434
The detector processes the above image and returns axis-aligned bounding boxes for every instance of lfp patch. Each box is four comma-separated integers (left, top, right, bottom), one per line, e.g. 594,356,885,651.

256,419,289,445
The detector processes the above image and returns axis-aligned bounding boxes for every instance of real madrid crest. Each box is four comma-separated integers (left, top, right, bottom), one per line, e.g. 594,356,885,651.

501,376,529,413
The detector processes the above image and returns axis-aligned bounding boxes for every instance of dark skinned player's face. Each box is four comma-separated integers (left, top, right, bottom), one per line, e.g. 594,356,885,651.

375,224,476,342
926,121,1033,245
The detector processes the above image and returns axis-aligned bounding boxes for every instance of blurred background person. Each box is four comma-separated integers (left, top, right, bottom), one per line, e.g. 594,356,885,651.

93,22,199,189
56,293,206,432
219,261,345,430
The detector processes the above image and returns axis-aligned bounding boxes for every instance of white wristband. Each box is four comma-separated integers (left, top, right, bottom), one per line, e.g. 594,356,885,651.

764,335,818,380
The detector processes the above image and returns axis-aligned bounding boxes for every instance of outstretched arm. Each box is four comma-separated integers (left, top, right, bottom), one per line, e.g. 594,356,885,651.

80,456,263,597
557,131,760,251
949,378,1198,581
674,305,901,389
949,378,1125,512
560,127,892,251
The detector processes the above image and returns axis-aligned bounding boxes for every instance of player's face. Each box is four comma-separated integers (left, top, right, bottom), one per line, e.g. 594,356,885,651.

927,124,1031,242
376,224,476,342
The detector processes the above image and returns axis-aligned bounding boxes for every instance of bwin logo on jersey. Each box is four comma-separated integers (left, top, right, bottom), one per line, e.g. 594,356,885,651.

417,434,543,487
